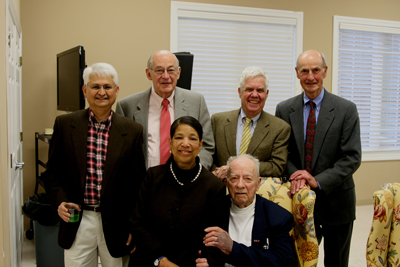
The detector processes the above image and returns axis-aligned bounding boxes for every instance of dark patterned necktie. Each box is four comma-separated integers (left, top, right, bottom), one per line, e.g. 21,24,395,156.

305,101,316,173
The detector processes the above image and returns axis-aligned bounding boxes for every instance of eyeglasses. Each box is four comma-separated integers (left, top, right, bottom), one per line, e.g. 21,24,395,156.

88,84,116,90
150,67,178,76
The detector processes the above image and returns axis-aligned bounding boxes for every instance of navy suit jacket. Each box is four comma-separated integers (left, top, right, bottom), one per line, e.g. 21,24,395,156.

223,195,296,267
275,89,361,225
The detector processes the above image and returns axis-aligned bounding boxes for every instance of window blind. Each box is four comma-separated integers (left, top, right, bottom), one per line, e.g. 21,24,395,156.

171,2,303,115
333,16,400,160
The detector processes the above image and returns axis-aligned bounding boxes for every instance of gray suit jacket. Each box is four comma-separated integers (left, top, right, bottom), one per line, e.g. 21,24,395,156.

275,89,362,225
116,87,214,169
211,109,291,177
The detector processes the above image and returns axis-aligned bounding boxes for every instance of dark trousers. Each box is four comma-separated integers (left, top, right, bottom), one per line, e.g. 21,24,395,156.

316,221,354,267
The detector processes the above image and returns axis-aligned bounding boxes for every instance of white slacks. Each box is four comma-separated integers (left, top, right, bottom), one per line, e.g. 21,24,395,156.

64,210,129,267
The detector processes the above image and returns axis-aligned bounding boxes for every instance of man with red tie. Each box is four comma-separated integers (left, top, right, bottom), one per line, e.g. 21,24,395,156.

116,50,214,169
275,50,362,267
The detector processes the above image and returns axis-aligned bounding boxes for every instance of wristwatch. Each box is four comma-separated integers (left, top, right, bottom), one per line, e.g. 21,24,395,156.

154,256,166,266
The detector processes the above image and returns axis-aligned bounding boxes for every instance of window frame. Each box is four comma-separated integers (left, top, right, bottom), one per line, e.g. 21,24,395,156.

170,1,304,115
332,15,400,161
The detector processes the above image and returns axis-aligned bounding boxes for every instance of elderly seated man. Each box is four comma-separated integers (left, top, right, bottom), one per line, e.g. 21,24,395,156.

196,154,296,267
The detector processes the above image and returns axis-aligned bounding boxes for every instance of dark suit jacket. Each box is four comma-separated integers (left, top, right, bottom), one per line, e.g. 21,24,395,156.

275,90,362,225
43,109,146,258
130,158,226,266
211,109,291,177
223,195,296,267
116,87,214,169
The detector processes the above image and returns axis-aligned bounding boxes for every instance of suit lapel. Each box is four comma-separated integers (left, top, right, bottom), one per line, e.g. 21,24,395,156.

247,111,269,155
252,195,268,248
101,114,126,194
224,110,240,156
134,88,150,129
289,94,305,167
174,87,189,118
313,91,335,167
71,110,89,190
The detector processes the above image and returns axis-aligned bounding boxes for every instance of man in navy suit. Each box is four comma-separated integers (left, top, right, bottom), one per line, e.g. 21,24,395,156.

275,50,362,267
196,154,296,267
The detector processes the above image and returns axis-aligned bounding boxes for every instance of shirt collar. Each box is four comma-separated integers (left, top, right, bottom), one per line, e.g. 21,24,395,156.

239,108,261,125
151,85,175,109
303,87,325,107
88,108,113,129
230,195,256,213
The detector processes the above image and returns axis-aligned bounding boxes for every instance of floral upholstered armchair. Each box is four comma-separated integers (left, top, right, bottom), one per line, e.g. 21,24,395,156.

257,177,318,267
366,183,400,267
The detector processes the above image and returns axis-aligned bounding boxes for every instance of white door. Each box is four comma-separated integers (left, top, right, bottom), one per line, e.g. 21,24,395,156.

6,0,23,266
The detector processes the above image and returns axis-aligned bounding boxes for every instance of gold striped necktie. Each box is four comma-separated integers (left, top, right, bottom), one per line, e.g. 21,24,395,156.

239,117,252,155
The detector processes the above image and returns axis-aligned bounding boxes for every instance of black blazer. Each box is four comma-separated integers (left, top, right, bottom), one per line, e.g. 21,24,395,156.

130,159,226,266
43,109,146,257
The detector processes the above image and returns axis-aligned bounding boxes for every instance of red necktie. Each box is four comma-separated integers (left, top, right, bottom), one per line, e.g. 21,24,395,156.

160,99,171,165
305,101,316,173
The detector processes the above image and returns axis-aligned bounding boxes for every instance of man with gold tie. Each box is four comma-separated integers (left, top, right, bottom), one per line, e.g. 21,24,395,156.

211,66,291,182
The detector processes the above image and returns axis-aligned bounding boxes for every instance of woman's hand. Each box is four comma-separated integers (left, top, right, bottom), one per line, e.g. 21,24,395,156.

159,257,179,267
196,250,209,267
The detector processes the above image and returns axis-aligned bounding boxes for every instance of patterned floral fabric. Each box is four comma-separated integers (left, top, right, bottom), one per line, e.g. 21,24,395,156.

367,183,400,267
257,177,318,267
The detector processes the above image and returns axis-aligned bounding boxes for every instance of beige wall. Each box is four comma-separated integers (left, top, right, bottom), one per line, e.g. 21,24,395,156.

19,0,400,233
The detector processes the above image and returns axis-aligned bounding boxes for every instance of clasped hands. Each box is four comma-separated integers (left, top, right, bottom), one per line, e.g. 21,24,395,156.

212,166,227,183
289,170,319,194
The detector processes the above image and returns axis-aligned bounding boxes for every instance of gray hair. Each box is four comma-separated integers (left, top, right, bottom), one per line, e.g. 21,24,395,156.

296,50,327,69
226,154,260,179
147,50,180,69
238,66,269,92
83,63,118,86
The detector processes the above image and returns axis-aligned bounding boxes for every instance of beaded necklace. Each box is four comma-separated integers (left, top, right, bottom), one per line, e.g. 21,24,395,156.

170,162,202,186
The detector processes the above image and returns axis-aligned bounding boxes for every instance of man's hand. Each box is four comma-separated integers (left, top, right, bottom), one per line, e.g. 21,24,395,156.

203,227,233,255
196,250,209,267
126,234,136,253
212,166,228,183
57,202,81,223
289,170,318,194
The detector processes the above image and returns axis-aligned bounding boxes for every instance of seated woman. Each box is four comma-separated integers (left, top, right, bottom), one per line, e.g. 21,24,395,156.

130,116,226,267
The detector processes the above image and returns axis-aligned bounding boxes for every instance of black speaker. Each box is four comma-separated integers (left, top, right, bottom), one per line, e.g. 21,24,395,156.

174,52,194,90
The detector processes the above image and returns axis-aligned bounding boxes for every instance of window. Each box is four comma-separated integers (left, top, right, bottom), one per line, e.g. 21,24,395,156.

171,2,303,115
332,16,400,161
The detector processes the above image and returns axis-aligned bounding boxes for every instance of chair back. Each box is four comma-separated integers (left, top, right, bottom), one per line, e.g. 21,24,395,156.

366,183,400,266
257,177,318,267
